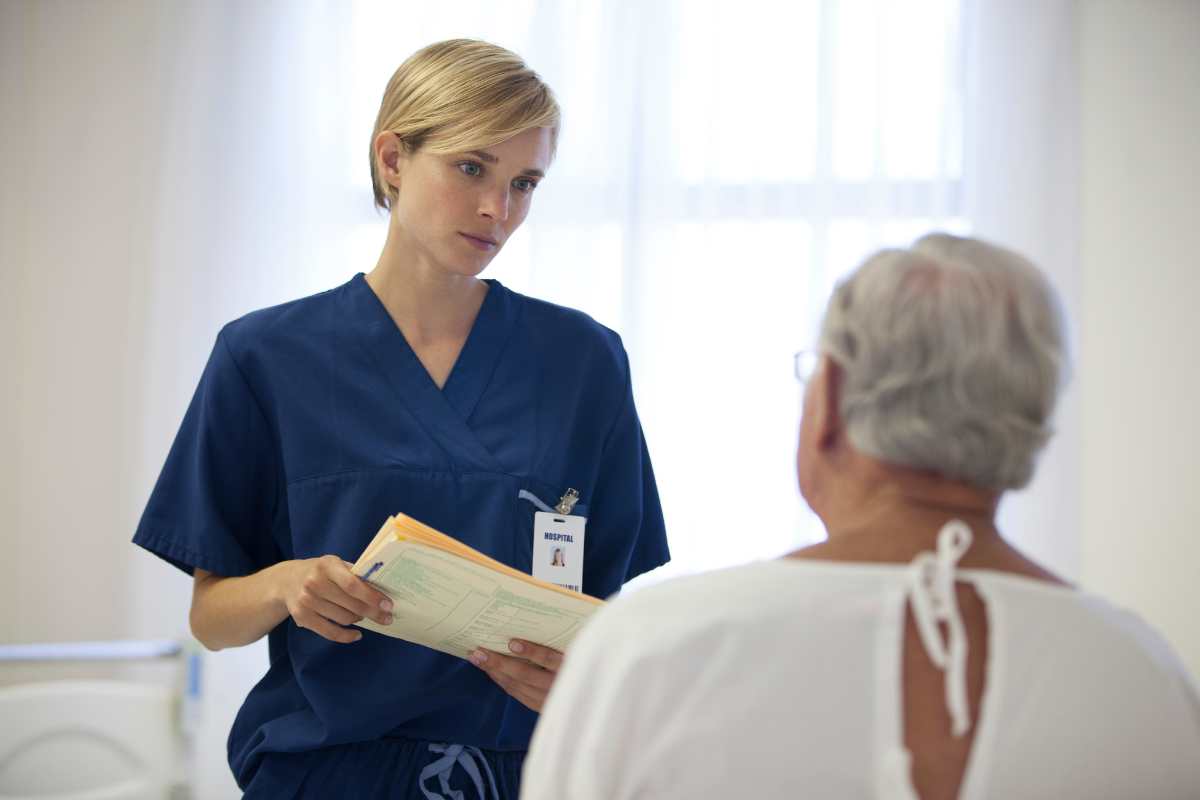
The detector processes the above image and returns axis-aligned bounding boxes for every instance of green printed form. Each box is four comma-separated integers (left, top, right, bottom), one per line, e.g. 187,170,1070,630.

356,540,597,659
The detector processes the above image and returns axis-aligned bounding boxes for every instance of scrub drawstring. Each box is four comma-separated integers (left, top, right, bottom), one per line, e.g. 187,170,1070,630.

419,743,501,800
906,519,974,737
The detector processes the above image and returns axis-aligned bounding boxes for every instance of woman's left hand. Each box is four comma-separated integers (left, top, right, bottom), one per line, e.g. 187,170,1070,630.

469,639,563,712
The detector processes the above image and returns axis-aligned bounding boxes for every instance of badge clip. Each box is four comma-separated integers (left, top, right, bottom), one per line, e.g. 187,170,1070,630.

554,488,580,515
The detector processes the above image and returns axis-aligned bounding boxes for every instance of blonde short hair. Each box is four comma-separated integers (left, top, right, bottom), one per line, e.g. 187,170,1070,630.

369,39,561,210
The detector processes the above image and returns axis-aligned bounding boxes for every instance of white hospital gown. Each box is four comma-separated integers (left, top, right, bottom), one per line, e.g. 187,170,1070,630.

522,538,1200,799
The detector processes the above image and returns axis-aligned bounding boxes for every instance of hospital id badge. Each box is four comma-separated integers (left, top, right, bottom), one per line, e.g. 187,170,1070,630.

532,512,586,594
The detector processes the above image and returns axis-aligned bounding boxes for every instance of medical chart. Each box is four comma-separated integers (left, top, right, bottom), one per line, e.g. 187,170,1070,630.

351,514,603,660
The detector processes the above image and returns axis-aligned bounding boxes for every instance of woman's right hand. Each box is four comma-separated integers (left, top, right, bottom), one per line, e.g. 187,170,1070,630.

274,556,395,643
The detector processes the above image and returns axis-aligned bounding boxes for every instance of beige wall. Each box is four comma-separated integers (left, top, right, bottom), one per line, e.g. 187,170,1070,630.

1079,0,1200,675
1,1,185,644
1,5,260,796
0,4,27,643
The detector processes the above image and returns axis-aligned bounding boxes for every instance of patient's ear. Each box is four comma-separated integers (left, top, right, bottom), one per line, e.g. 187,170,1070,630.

815,357,844,449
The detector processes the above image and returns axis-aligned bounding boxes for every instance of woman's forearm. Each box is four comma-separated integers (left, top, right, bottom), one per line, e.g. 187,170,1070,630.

190,563,294,651
190,557,393,650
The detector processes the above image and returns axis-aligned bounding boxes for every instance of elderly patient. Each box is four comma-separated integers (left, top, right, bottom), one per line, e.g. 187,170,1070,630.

520,234,1200,799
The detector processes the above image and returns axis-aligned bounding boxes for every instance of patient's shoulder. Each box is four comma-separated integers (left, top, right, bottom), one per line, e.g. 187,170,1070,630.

587,559,876,661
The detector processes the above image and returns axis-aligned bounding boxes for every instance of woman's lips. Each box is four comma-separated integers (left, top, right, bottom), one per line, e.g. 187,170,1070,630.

459,232,498,251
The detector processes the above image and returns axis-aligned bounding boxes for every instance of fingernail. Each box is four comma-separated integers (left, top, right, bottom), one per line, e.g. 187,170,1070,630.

380,598,393,612
381,614,393,626
470,650,487,665
509,640,525,654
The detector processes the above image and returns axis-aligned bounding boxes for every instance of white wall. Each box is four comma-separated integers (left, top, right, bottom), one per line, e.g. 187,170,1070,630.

1079,0,1200,676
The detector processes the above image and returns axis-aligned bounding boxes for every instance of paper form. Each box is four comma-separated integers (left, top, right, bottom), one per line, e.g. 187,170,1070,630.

354,533,599,660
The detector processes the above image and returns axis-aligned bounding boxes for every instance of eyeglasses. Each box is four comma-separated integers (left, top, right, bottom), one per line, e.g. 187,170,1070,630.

793,350,820,384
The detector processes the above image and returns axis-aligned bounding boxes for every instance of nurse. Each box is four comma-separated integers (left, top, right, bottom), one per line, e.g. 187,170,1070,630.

133,39,669,798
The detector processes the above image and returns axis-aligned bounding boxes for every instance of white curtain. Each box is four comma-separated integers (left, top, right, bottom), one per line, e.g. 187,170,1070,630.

3,1,1079,797
339,0,970,579
959,0,1081,575
131,0,989,589
135,0,1082,589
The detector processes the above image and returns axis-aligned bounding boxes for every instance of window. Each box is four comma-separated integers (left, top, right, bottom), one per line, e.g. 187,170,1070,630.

342,0,967,580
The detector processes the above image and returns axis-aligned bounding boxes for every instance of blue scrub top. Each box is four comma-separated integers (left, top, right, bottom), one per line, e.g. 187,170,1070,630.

133,274,669,788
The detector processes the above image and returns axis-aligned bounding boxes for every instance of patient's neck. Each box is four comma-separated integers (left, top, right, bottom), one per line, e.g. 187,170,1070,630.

839,479,995,536
793,456,1067,583
802,458,1004,564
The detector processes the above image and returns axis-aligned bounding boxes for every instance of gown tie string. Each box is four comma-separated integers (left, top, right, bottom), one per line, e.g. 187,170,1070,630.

419,743,501,800
906,519,974,737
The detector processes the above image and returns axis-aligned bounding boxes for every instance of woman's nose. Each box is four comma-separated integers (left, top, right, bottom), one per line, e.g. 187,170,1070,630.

478,187,510,221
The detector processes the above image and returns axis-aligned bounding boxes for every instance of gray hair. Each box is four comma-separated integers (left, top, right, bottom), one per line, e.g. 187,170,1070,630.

818,233,1069,490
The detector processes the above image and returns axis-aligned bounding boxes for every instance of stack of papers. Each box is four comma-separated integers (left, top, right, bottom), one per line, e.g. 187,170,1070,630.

350,514,604,660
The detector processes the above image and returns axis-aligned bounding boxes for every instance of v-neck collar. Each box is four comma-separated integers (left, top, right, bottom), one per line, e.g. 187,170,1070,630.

440,278,519,421
345,273,521,473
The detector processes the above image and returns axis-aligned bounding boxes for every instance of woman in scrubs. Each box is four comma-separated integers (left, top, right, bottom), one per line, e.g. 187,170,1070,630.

133,39,669,799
